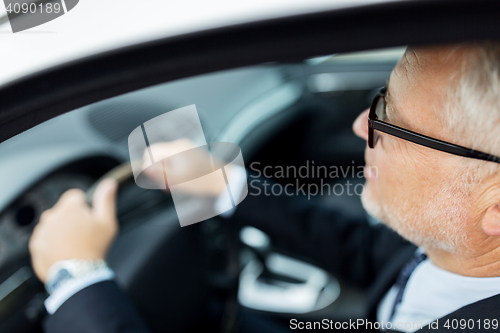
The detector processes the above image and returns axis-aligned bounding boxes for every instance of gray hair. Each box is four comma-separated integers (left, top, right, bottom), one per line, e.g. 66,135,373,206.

442,42,500,182
424,43,500,254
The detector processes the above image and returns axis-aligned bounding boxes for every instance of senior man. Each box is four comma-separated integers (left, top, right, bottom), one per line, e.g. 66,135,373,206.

30,43,500,333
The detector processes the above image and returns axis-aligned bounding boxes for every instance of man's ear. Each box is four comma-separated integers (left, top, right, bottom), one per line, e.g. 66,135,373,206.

481,204,500,236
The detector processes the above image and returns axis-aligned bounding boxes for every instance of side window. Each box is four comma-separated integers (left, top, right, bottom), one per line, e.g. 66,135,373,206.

0,48,403,330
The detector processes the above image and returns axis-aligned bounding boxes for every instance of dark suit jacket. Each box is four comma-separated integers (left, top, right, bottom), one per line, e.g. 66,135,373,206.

43,188,500,333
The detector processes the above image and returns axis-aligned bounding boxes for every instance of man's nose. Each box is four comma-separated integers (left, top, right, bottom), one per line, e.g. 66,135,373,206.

353,108,369,141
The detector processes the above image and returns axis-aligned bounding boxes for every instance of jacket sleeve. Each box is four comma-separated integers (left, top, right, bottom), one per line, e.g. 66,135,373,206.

231,178,409,287
43,280,150,333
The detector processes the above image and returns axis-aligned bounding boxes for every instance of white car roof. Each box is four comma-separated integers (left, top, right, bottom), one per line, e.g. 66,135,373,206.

0,0,395,87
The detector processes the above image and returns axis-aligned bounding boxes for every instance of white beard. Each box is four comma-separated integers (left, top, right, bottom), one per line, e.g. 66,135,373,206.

360,180,472,255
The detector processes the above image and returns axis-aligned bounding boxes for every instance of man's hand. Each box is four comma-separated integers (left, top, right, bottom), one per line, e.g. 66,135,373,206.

29,179,118,283
143,139,228,197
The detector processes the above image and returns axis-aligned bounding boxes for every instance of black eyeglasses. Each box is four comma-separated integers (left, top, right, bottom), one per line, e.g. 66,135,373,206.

368,87,500,164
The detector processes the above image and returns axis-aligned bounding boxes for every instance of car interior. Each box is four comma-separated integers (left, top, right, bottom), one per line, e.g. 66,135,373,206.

0,47,405,333
1,0,499,331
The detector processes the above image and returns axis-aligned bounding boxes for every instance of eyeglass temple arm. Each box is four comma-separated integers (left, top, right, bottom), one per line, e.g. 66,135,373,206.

372,120,500,164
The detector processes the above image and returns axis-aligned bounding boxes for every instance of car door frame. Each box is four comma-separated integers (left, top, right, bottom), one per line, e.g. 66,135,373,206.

0,0,500,144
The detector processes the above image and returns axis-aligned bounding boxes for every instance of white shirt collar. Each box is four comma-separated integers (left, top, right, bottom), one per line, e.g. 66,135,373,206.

378,256,500,332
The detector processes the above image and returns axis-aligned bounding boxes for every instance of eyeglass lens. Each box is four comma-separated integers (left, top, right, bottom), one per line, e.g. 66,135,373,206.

371,95,386,146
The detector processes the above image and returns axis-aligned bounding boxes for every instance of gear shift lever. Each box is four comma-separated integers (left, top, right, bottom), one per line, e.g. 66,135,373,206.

237,227,340,313
239,226,279,280
240,226,271,263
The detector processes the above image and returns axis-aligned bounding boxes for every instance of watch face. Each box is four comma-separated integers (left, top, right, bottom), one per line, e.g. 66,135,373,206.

47,268,73,294
56,268,72,280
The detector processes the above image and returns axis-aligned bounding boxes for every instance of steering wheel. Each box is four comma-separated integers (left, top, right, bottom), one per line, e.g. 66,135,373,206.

85,162,135,206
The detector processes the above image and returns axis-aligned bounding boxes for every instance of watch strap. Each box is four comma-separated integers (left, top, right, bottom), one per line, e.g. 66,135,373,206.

45,259,109,295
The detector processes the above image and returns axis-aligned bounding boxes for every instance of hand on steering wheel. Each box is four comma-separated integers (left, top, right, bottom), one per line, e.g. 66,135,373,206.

29,180,118,283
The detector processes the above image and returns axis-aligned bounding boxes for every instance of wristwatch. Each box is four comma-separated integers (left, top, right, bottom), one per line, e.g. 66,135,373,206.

45,259,109,295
